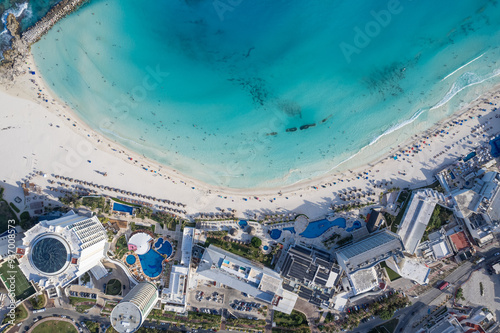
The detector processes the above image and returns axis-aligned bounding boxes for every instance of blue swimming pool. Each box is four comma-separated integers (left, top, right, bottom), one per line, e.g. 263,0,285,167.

269,229,282,240
490,136,500,158
263,246,269,251
126,255,136,265
283,227,296,234
156,240,173,257
463,151,476,162
346,221,362,232
138,249,164,278
113,202,134,214
300,218,346,238
155,238,163,247
238,220,248,229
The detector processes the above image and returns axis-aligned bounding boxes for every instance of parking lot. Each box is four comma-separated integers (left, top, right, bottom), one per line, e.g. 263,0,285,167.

69,290,97,300
462,269,500,319
187,281,266,320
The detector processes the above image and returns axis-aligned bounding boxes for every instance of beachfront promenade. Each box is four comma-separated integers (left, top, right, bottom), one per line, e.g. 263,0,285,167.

21,0,87,47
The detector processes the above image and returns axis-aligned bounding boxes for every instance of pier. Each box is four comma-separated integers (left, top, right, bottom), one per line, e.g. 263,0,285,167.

21,0,88,47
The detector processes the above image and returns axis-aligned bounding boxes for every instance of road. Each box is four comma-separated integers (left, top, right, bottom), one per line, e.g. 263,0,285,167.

351,246,500,333
14,306,215,333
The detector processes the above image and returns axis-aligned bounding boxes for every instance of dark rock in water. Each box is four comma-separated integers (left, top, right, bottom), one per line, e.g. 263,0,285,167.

266,132,278,136
321,114,333,123
299,123,316,130
286,127,297,132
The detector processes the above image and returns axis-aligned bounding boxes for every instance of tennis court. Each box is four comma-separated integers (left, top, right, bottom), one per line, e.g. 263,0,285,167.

0,259,36,301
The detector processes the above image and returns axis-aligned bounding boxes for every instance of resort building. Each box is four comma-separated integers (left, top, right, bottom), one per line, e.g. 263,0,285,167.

385,256,430,285
335,229,404,275
417,228,453,261
397,190,442,255
347,267,379,295
424,306,497,333
278,244,340,307
195,245,297,314
365,209,386,233
335,230,404,296
111,282,158,333
451,171,500,246
16,210,107,290
160,227,194,313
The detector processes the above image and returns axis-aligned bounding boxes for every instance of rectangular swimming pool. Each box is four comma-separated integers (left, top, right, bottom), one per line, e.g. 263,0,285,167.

113,202,134,214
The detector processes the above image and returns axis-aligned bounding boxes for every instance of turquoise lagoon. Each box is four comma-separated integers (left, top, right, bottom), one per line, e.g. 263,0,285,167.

31,0,500,188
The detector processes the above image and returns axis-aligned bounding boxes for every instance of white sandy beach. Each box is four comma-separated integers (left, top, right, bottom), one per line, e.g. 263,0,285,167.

1,53,500,220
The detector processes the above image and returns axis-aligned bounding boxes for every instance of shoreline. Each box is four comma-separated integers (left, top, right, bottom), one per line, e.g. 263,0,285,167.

1,51,500,218
21,50,500,195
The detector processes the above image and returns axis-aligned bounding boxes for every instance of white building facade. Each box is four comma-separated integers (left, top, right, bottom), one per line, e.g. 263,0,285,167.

17,211,107,290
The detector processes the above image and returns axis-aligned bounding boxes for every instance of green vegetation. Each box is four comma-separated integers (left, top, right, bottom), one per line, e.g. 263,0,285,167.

82,196,106,211
272,329,310,333
85,321,100,333
20,211,30,221
324,312,335,324
396,190,409,204
147,310,221,330
105,279,122,296
480,282,484,296
81,272,90,284
456,287,465,301
421,205,454,241
0,199,18,234
181,220,196,231
101,301,117,315
1,304,28,325
336,234,353,247
251,236,262,248
19,210,33,229
69,296,96,313
206,230,228,238
335,202,374,213
380,262,401,281
111,197,141,207
341,293,409,331
130,222,155,234
323,233,341,247
32,320,77,333
9,202,20,213
390,190,412,232
0,260,36,301
30,293,46,310
59,193,81,208
115,235,128,258
419,180,445,193
205,237,274,268
273,310,309,331
151,212,182,231
225,317,266,330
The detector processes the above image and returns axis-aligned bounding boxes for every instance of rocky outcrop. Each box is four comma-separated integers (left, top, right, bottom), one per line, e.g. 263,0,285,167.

0,0,88,80
0,13,26,81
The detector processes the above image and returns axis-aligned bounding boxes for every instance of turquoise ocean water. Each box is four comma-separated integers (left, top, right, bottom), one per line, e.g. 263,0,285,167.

31,0,500,188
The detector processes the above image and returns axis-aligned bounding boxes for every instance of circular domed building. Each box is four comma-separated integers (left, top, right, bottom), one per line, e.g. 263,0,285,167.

17,211,107,290
229,228,238,236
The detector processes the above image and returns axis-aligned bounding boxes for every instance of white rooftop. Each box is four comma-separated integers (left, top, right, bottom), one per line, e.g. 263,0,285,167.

432,240,451,259
348,267,378,295
17,211,106,290
128,233,152,256
397,190,438,254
